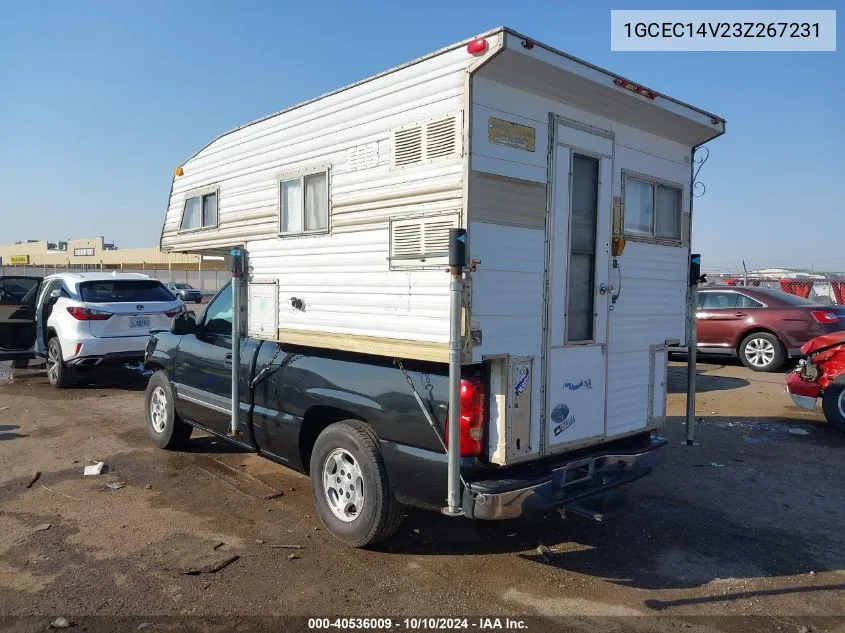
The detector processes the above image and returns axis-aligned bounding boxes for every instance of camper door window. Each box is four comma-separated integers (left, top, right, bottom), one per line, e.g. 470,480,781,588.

279,168,330,236
622,173,682,243
179,187,219,232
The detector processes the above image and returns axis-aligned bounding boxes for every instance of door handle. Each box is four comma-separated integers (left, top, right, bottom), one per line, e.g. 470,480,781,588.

224,353,232,367
734,312,748,317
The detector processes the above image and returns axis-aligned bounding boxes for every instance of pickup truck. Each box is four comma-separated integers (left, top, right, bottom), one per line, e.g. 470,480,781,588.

144,282,667,547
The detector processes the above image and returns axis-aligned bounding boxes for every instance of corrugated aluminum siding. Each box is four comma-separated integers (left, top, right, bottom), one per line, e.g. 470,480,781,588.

470,70,693,446
162,43,482,345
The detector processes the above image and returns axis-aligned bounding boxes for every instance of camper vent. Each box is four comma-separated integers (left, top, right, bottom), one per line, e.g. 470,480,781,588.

391,223,423,259
389,213,460,268
425,116,458,159
346,141,380,171
390,113,461,169
393,127,424,167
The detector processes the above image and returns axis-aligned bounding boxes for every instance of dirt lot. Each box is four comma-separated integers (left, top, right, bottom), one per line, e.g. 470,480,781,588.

0,358,843,632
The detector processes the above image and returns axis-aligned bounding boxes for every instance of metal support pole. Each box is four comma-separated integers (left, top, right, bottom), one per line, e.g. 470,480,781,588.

230,248,243,436
443,228,466,517
685,253,702,446
685,284,698,446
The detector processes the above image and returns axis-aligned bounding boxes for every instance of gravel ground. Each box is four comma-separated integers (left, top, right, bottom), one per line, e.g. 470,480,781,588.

0,358,843,633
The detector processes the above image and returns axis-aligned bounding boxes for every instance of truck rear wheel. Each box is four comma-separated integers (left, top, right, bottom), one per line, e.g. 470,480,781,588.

309,420,405,548
822,384,845,433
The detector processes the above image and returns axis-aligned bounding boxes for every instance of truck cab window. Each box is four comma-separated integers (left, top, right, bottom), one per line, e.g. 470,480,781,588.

202,284,233,336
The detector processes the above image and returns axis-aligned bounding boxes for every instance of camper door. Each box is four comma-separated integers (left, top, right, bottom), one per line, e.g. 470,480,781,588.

545,120,613,452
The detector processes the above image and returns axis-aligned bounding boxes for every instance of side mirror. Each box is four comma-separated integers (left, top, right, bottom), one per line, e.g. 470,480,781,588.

170,311,197,335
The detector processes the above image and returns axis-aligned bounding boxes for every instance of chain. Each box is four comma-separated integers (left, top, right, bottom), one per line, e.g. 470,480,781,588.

248,343,287,390
266,343,284,368
396,359,414,388
423,372,433,394
393,359,470,493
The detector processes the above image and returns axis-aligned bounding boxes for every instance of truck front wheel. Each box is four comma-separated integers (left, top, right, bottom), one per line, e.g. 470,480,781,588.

145,370,193,450
822,384,845,433
310,420,405,548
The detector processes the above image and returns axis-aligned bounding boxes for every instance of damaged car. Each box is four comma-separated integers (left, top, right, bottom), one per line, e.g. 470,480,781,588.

786,331,845,431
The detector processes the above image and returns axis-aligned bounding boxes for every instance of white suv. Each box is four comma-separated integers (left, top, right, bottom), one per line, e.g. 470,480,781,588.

0,272,184,387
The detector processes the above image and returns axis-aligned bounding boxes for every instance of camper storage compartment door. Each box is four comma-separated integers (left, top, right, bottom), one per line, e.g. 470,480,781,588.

248,279,279,340
648,343,668,426
488,355,536,465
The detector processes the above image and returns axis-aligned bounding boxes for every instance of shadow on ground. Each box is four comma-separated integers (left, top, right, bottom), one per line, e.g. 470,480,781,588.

667,366,749,393
5,365,148,392
0,424,28,441
381,491,841,594
377,417,844,593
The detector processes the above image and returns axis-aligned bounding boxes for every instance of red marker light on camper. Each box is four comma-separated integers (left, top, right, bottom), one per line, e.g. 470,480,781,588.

613,77,657,100
467,38,488,55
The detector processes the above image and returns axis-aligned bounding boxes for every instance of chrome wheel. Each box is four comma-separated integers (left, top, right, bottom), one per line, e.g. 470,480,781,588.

149,386,168,433
744,337,775,368
46,341,61,384
322,448,364,523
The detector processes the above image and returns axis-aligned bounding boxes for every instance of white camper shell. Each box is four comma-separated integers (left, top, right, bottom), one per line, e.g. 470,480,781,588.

162,27,725,467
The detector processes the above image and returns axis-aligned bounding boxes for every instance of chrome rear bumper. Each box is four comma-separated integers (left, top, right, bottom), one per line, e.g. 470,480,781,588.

463,436,667,520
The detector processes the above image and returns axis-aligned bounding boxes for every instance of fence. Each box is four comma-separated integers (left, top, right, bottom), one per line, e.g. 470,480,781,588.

0,265,230,295
710,275,845,306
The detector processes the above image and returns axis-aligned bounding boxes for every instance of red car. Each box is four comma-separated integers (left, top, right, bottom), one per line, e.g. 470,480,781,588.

694,287,842,372
786,331,845,431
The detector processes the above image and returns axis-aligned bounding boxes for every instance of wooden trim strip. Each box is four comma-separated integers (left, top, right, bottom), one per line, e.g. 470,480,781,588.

276,328,450,364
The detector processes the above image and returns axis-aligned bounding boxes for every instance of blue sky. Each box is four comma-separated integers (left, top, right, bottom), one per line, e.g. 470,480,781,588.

0,0,841,272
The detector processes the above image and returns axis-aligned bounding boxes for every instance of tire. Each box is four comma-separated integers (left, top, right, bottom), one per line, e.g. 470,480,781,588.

46,337,75,388
738,332,785,372
11,359,28,369
822,384,845,433
145,370,193,450
309,420,405,548
195,299,203,304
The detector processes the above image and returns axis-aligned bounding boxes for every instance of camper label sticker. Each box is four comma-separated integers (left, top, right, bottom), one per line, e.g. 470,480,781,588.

514,366,530,395
488,117,536,152
564,378,593,391
551,403,576,436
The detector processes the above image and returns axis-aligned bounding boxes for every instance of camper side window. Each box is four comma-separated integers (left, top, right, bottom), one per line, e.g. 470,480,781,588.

279,169,330,236
179,190,219,232
622,174,682,243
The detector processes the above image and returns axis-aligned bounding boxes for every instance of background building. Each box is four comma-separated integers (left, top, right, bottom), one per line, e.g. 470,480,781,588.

0,236,229,294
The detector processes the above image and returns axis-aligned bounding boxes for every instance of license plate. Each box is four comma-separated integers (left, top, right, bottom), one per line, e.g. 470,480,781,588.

131,317,151,328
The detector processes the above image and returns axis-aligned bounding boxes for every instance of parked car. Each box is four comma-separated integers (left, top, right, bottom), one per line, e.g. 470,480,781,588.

165,282,203,303
689,287,842,372
143,282,668,548
0,272,184,387
786,331,845,431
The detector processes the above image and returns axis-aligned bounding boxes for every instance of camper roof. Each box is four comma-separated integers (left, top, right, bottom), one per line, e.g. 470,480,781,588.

179,26,724,166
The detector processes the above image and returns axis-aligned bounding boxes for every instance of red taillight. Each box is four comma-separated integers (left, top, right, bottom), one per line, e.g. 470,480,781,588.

811,310,839,324
445,378,487,457
165,309,182,318
66,307,112,321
